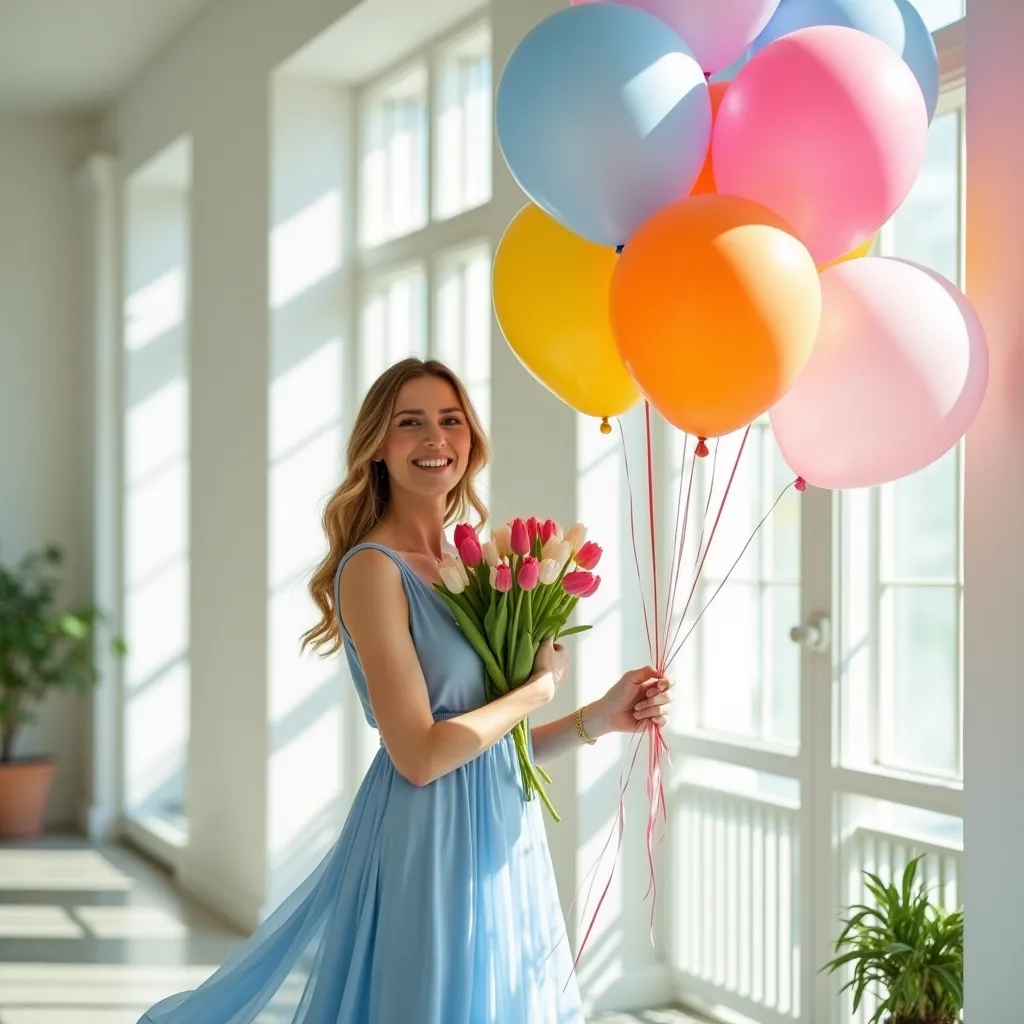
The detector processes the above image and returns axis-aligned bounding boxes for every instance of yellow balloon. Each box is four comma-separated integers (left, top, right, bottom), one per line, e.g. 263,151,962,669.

493,204,640,422
819,234,877,270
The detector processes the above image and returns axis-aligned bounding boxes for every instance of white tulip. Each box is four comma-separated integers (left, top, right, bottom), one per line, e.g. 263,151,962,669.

564,523,587,555
438,563,466,594
541,538,571,567
440,553,469,586
492,524,512,558
538,558,561,586
482,540,501,568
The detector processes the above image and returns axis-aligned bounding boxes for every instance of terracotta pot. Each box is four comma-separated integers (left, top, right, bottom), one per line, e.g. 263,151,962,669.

0,758,57,839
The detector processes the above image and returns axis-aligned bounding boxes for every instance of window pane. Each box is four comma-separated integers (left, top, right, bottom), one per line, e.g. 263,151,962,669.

359,267,426,392
435,25,492,220
880,586,960,775
889,109,961,286
881,445,959,581
361,66,428,246
668,422,800,745
700,584,760,738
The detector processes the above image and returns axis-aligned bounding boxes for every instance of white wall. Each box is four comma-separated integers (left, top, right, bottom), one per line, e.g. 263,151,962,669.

963,0,1024,1017
0,113,99,826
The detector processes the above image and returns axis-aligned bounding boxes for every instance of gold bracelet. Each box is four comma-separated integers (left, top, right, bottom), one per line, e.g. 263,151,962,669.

574,706,597,746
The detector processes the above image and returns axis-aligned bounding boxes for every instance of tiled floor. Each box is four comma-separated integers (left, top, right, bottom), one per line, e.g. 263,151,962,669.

0,836,701,1024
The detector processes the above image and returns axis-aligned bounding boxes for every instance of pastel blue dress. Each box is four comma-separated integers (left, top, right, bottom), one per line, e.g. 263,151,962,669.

138,543,584,1024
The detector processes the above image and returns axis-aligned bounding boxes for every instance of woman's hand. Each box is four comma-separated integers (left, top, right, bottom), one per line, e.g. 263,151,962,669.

595,666,674,734
530,638,571,701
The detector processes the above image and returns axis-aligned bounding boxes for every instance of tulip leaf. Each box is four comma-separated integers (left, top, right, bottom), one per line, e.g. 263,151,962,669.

555,624,592,639
511,630,538,688
433,588,508,691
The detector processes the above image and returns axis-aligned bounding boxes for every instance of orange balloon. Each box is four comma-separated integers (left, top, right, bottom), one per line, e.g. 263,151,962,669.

690,82,730,196
610,195,822,438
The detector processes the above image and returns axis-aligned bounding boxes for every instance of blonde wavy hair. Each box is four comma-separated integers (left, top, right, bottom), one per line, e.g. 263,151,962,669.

301,357,490,656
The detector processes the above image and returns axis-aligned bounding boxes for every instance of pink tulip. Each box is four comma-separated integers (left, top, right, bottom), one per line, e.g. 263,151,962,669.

540,519,561,544
563,570,596,598
527,517,542,544
583,574,601,597
458,534,483,568
454,523,476,551
574,541,602,571
510,518,531,556
490,562,513,593
518,556,540,592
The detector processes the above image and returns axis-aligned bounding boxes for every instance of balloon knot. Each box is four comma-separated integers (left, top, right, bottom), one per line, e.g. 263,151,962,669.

695,437,709,458
600,417,612,435
795,477,807,492
615,244,625,255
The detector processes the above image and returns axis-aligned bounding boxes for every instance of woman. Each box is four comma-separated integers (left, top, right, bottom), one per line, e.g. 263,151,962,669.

139,357,672,1024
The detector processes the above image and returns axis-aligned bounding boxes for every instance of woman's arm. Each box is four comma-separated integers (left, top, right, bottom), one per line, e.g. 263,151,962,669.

341,549,558,787
531,703,613,766
532,667,672,765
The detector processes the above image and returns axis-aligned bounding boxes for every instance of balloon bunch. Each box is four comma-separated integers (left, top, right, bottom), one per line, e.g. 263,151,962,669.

494,0,988,489
493,0,988,971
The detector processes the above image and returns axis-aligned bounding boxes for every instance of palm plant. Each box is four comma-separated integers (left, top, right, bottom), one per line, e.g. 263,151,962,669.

823,855,963,1024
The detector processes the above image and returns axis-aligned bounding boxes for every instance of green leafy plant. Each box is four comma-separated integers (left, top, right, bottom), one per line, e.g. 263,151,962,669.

0,544,125,763
823,855,963,1024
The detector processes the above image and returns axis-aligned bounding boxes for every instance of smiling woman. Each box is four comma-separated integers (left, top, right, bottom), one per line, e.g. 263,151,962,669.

133,356,670,1024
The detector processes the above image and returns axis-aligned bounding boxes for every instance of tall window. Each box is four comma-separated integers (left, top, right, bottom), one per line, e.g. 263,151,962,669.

841,104,966,782
360,65,429,247
435,24,492,219
355,20,493,404
349,24,493,769
358,265,428,391
121,139,193,848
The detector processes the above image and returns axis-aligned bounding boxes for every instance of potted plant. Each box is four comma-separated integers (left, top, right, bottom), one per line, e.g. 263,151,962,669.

823,855,964,1024
0,543,124,839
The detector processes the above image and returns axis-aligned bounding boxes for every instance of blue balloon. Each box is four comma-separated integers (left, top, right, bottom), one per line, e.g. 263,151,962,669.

748,0,939,120
495,4,711,249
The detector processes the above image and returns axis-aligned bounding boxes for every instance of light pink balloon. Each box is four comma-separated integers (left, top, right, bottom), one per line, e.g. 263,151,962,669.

769,258,989,490
712,26,928,267
570,0,782,73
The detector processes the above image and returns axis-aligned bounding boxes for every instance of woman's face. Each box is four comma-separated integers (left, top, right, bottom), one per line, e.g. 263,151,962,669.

379,376,472,502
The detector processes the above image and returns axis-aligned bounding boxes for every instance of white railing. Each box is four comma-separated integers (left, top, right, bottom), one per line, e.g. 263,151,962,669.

839,827,963,1024
672,784,802,1023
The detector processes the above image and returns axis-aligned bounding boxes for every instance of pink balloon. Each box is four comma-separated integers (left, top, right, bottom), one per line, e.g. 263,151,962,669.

712,26,928,267
570,0,782,73
769,258,989,490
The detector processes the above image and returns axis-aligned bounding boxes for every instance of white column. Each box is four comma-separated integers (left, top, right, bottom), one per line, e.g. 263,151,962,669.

77,153,123,842
963,2,1024,1018
177,74,272,932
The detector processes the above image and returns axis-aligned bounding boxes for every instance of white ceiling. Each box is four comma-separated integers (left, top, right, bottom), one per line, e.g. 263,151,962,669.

282,0,486,85
0,0,218,113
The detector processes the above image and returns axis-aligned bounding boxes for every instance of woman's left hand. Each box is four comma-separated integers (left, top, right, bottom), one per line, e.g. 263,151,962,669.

596,666,674,734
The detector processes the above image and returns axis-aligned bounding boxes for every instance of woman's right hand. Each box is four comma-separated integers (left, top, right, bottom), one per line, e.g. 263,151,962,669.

531,638,570,701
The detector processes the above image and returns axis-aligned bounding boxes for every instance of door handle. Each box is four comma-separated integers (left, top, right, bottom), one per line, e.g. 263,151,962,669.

789,614,831,653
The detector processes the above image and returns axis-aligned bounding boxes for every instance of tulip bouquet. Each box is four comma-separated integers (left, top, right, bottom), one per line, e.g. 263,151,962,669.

434,517,602,821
